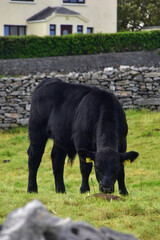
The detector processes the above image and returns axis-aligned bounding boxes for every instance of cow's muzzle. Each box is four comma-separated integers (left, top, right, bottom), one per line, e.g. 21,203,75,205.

99,185,114,194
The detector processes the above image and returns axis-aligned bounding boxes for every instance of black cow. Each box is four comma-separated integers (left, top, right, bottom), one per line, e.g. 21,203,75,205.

27,78,138,195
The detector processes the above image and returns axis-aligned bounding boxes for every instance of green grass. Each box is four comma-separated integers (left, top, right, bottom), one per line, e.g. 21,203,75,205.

0,109,160,239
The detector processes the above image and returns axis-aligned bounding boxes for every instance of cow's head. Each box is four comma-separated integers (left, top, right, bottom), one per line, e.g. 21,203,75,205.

78,147,139,194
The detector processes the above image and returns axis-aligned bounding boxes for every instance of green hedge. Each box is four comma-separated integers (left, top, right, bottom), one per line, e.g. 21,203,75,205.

0,31,160,59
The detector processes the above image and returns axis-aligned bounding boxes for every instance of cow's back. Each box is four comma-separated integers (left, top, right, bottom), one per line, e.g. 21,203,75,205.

29,78,93,143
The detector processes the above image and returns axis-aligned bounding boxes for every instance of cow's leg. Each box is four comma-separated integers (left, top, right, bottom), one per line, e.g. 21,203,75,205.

51,144,66,193
118,164,128,195
27,137,47,193
74,133,93,193
118,139,128,195
80,161,93,193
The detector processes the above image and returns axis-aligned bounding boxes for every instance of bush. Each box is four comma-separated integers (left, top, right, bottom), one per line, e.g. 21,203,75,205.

0,31,160,59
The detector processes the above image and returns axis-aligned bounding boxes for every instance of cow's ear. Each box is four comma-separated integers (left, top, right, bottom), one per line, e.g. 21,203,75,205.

78,149,95,162
119,151,139,163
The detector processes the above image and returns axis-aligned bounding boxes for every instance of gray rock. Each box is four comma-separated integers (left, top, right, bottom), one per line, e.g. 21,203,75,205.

17,118,29,126
133,75,143,82
134,98,160,106
26,104,31,111
144,72,160,78
100,81,109,86
116,86,124,91
90,79,99,85
104,67,114,72
154,77,160,81
92,72,100,80
144,78,153,83
146,84,152,91
68,72,79,80
119,65,131,72
0,200,68,240
139,67,149,72
0,91,7,97
116,80,130,86
110,85,116,91
115,91,132,97
50,72,56,78
101,74,109,80
4,113,21,119
0,200,138,240
0,123,10,129
83,72,91,80
129,71,139,76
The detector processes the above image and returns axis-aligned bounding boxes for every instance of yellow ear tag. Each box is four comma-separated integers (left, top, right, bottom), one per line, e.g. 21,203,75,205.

124,159,131,165
86,157,93,163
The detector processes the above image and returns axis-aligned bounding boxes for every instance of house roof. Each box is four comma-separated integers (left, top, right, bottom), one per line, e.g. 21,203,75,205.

27,6,80,22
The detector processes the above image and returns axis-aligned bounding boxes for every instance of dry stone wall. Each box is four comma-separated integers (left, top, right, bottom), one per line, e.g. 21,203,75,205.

0,66,160,129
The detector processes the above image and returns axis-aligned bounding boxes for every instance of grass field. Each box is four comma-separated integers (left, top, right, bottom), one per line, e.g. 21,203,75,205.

0,109,160,239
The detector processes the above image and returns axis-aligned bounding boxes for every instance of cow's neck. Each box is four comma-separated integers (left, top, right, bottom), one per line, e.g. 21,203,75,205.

96,114,118,151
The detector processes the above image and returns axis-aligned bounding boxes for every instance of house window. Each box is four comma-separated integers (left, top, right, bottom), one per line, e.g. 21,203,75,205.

87,27,93,34
4,25,26,36
63,0,85,4
50,25,56,36
77,25,83,33
4,26,10,36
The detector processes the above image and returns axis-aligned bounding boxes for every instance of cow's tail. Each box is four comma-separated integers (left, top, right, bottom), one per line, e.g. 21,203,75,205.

67,150,76,165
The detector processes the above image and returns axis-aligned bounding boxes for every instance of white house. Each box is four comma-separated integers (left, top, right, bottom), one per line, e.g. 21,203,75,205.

0,0,117,36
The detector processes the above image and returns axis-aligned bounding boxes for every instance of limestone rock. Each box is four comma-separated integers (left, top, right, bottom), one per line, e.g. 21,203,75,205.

0,200,138,240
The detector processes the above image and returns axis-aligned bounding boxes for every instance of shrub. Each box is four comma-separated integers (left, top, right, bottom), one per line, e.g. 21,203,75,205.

0,31,160,59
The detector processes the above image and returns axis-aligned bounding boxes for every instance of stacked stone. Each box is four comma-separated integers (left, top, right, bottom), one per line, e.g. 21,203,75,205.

0,66,160,129
65,66,160,110
0,76,38,129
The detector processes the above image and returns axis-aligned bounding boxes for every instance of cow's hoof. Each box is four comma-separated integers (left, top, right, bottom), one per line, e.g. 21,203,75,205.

56,191,66,194
27,186,38,193
119,190,129,196
56,187,66,193
80,186,90,194
56,190,66,194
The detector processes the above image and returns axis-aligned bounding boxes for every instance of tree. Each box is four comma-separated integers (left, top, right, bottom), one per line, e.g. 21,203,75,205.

118,0,160,31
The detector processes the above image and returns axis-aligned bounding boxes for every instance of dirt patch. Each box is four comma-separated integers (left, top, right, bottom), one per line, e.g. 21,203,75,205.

3,160,11,163
152,128,160,132
87,193,122,202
